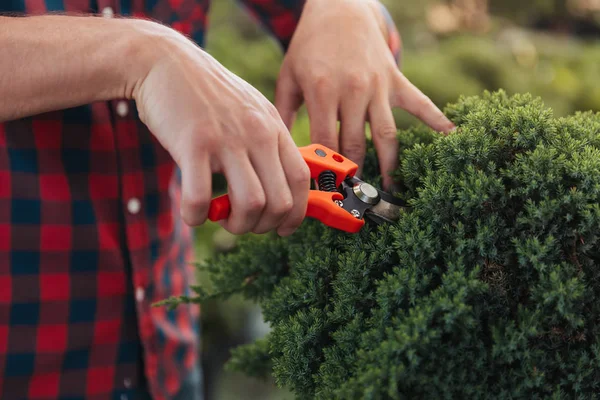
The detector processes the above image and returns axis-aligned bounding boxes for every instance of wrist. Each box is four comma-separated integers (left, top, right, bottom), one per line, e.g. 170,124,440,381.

365,0,391,38
116,18,183,100
302,0,400,63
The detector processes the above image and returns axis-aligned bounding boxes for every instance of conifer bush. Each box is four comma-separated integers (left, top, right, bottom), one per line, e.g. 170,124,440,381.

163,90,600,398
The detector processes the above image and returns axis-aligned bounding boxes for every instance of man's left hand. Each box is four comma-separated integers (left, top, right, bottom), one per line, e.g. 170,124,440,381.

275,0,455,190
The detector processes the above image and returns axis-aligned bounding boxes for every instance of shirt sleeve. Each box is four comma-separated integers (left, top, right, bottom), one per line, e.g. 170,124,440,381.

235,0,306,51
237,0,401,61
378,2,402,65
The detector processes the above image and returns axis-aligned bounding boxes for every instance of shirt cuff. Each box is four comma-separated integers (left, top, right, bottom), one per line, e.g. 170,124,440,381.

237,0,307,51
377,2,402,66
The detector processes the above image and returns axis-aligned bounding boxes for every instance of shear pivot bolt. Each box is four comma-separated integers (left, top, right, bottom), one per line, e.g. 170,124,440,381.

351,210,360,219
353,183,380,205
334,200,344,207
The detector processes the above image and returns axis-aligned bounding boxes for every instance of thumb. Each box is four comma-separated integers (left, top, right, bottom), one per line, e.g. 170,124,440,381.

275,69,304,131
179,153,212,226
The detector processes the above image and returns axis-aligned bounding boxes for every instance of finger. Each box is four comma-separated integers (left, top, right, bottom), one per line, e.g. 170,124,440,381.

218,150,266,235
369,91,399,191
180,152,213,226
275,70,304,131
303,77,339,151
393,71,456,134
276,130,311,237
248,129,294,235
339,86,370,174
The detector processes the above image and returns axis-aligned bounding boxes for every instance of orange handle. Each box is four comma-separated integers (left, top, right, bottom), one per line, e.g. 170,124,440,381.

299,144,358,187
207,144,362,232
208,194,231,221
306,191,364,233
207,191,364,233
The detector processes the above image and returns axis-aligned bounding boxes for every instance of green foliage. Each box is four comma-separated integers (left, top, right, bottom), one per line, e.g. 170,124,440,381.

166,91,600,398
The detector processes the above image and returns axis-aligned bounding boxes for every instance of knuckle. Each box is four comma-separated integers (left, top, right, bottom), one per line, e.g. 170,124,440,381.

293,164,311,186
313,74,333,98
252,226,271,235
255,129,279,148
226,214,255,235
342,140,366,158
346,71,370,92
342,148,364,164
375,124,398,141
185,121,219,151
240,107,267,131
201,131,220,151
189,196,210,212
227,223,247,236
394,93,406,108
238,120,275,147
370,71,382,86
404,91,434,113
310,68,329,84
245,192,267,214
278,219,302,236
312,132,337,150
182,213,203,227
181,202,209,226
184,192,210,213
221,136,245,154
417,94,433,109
271,194,294,217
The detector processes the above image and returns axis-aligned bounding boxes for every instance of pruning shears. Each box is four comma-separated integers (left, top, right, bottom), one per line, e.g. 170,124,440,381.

207,144,405,233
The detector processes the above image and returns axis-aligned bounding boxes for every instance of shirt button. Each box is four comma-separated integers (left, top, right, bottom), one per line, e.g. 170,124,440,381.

135,287,145,302
127,198,141,214
116,100,129,117
102,6,114,17
124,378,132,388
120,395,128,400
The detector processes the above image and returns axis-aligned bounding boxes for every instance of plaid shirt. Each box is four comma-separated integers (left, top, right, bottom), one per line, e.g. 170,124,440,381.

0,1,400,399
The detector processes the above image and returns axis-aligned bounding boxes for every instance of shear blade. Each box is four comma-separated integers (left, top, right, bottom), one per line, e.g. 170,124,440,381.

341,177,406,225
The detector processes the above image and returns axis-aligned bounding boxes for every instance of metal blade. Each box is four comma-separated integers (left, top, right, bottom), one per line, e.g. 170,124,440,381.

341,177,407,226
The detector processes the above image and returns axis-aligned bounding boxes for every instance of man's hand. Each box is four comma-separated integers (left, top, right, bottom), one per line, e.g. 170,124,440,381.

275,0,455,189
0,16,309,237
132,22,310,237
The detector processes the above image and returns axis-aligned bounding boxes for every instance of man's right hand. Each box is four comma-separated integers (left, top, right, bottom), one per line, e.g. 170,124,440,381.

130,21,311,237
0,16,309,237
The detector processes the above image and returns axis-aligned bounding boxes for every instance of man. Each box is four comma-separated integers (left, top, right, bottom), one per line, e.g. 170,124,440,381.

0,0,455,398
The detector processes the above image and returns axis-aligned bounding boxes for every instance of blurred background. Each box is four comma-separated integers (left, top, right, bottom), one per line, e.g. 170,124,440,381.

196,1,600,398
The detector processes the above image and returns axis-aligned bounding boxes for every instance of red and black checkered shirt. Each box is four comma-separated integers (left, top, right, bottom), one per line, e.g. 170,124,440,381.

0,1,401,399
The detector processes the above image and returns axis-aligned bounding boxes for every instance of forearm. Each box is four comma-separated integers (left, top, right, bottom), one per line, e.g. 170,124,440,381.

236,0,305,50
0,15,161,122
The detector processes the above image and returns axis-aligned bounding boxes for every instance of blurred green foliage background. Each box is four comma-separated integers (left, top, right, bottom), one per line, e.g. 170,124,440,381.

195,1,600,398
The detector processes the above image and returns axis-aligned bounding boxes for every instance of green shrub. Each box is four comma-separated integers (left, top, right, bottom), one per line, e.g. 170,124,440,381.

163,90,600,399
